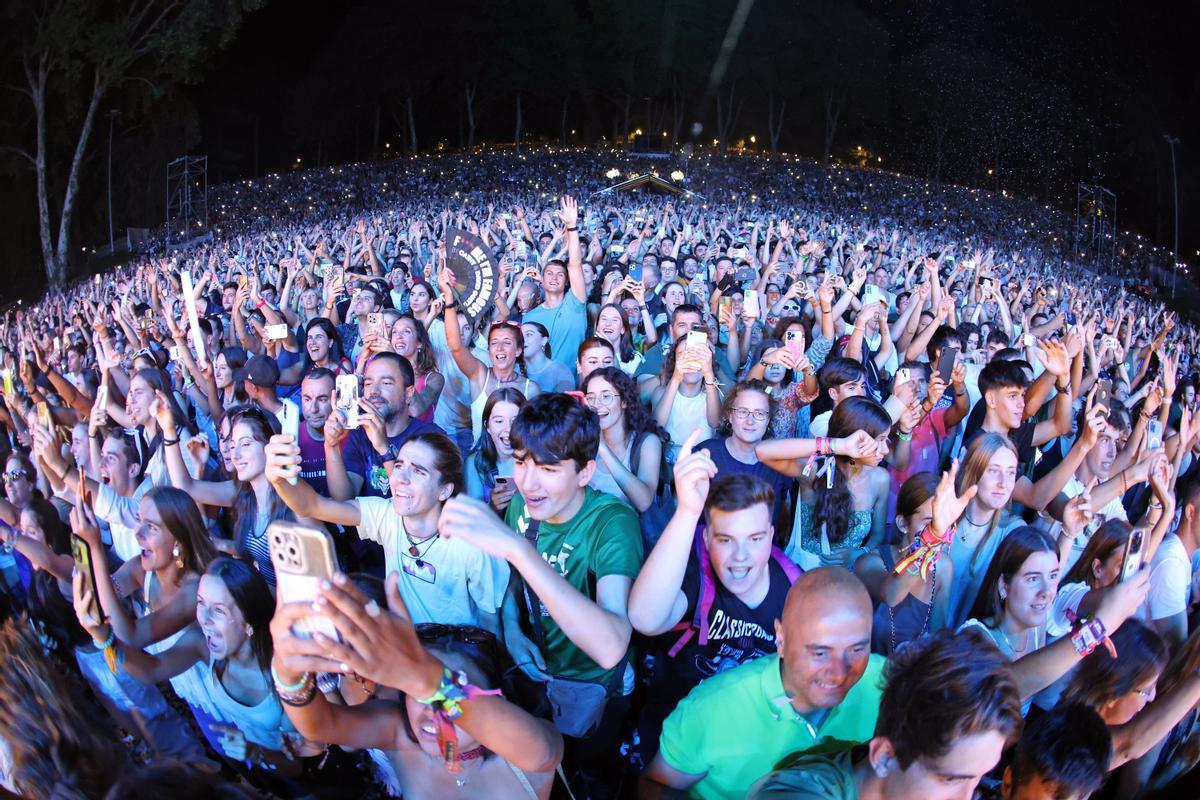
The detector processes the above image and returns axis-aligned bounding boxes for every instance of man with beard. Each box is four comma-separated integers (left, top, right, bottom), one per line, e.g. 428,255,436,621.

324,352,443,501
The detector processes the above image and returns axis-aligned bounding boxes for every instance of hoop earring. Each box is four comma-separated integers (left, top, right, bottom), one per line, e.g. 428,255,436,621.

173,544,184,570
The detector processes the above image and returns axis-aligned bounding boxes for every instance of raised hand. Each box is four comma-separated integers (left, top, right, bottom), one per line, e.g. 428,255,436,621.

672,430,718,516
929,459,978,536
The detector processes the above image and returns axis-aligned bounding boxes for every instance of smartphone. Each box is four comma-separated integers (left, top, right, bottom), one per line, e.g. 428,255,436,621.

71,535,105,625
168,345,181,361
335,374,360,429
1120,528,1145,582
264,323,288,341
93,274,101,286
1023,333,1035,348
785,328,805,362
744,289,759,319
718,295,733,321
237,275,248,291
37,401,51,429
1095,379,1112,408
494,476,511,492
628,264,644,283
366,312,385,339
1,369,11,396
1147,418,1163,451
1065,311,1078,326
862,284,883,306
685,330,708,351
279,400,300,441
937,346,959,385
96,384,109,412
268,521,340,641
895,367,911,387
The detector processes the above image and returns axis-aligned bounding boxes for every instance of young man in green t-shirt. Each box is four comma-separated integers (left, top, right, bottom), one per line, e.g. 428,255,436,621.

749,628,1024,800
438,392,643,798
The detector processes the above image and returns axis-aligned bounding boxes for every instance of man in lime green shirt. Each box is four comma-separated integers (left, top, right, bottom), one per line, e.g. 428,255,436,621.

640,567,884,800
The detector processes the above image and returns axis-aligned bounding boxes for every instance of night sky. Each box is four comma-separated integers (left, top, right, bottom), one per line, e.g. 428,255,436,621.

2,0,1199,296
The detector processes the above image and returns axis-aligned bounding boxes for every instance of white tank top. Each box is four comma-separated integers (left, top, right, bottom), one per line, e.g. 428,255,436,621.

142,572,206,706
663,389,713,462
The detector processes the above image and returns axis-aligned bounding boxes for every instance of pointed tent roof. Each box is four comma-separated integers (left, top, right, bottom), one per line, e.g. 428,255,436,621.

591,173,704,201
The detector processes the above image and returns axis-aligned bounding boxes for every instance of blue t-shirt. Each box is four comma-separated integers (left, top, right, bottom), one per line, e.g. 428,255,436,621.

521,291,587,378
342,417,445,497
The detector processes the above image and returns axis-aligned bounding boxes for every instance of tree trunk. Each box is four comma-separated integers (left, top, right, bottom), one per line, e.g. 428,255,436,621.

53,68,104,286
822,87,841,163
406,94,417,156
28,53,56,286
465,82,477,150
767,92,786,156
514,92,523,154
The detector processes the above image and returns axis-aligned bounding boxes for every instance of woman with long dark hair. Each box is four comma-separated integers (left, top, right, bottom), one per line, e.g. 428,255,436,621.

74,556,324,789
762,396,891,571
465,388,527,513
583,366,664,512
390,313,444,422
594,302,644,375
158,402,313,584
279,317,352,385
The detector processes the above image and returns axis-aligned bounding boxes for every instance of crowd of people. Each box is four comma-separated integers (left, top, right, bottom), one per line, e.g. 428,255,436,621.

0,144,1198,800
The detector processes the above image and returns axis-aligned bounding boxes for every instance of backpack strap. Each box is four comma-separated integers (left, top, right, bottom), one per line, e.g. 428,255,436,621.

771,546,803,583
666,525,713,657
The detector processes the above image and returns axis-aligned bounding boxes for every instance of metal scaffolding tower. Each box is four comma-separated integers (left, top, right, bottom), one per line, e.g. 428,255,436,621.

165,155,209,247
1073,183,1117,273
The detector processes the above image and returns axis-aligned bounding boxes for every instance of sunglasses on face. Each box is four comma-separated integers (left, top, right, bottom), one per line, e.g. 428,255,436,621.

3,470,29,483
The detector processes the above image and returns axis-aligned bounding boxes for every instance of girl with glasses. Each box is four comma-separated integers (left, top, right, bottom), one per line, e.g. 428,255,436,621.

582,367,664,512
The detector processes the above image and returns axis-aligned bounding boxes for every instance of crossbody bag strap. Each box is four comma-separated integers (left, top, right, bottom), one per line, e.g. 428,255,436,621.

518,517,547,653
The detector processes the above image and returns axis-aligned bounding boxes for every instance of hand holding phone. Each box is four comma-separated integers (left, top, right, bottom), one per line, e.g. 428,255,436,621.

269,522,340,641
936,346,959,385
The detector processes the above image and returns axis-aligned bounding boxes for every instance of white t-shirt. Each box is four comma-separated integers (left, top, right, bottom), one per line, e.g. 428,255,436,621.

1061,475,1129,572
93,479,153,562
1145,533,1189,622
809,410,831,438
353,497,509,633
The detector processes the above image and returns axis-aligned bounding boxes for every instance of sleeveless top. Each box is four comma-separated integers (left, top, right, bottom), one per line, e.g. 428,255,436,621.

869,545,936,656
786,503,872,569
470,372,535,442
143,572,207,706
589,437,636,505
414,372,435,423
663,390,713,463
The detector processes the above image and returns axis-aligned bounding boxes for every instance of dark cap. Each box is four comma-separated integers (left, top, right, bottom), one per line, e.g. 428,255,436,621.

234,354,280,388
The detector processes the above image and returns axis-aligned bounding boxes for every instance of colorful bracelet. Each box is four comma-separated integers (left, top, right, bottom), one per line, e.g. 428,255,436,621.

1066,611,1116,659
93,629,115,650
895,428,913,442
894,523,956,581
271,663,311,693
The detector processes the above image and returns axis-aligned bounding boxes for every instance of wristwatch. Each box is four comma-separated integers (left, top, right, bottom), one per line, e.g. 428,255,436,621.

380,443,400,462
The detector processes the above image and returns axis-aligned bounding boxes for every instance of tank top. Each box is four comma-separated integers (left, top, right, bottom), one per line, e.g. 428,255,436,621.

143,572,207,706
589,437,635,505
469,372,534,443
663,389,713,463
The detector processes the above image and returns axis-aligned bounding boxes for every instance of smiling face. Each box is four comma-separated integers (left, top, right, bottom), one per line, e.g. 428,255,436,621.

729,388,770,444
1000,550,1059,630
229,420,266,483
124,374,155,426
363,357,410,423
543,262,567,294
705,502,773,598
388,440,452,516
217,416,235,473
486,401,520,459
306,326,332,364
596,306,625,345
196,574,250,662
488,326,521,374
775,590,872,713
214,353,233,389
513,451,592,523
584,376,623,432
577,345,614,382
390,317,420,359
977,447,1018,510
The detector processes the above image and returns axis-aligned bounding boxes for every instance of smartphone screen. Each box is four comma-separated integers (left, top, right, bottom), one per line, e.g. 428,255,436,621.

1147,419,1163,450
1120,529,1144,582
335,374,360,429
937,346,959,385
264,323,288,341
744,289,759,318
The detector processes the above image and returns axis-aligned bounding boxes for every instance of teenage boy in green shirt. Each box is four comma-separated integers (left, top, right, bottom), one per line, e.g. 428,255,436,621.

438,392,643,798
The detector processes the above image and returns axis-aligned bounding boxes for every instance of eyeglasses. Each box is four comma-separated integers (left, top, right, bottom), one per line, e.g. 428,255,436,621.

2,470,29,483
585,391,619,406
730,407,769,422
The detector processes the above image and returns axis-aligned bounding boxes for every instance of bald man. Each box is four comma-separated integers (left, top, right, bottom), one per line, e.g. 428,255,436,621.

639,568,885,800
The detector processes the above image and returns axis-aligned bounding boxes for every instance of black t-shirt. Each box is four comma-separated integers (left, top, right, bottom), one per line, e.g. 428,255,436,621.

645,538,793,718
962,400,1037,471
698,437,793,528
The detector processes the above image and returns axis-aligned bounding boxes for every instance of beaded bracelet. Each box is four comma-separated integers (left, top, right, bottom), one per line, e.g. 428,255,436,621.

93,628,115,650
271,663,311,693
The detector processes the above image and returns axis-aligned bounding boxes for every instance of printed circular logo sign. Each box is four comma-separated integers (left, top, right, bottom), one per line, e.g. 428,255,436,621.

444,228,499,320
